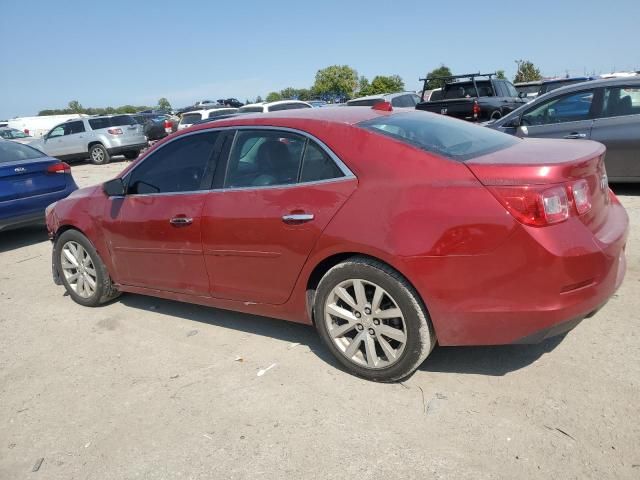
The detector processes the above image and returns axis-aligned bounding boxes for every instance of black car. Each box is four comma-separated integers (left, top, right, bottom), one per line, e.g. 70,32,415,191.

488,77,640,182
217,98,244,108
416,72,526,121
132,113,178,141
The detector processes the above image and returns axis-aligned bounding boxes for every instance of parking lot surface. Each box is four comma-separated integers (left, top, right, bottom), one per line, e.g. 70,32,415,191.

1,160,639,479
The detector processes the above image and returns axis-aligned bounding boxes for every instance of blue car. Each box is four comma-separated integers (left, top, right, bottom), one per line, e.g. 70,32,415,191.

0,140,78,231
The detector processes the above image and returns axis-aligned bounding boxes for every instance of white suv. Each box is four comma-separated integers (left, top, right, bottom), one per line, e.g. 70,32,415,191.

238,100,312,113
28,115,148,165
178,108,239,130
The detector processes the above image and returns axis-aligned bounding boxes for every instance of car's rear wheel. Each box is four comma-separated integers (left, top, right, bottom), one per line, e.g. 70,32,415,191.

123,150,139,160
314,257,435,382
88,144,110,165
490,110,502,120
54,230,120,307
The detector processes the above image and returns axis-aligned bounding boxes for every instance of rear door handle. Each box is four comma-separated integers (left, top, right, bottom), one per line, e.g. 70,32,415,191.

169,217,193,226
282,213,314,224
564,132,587,139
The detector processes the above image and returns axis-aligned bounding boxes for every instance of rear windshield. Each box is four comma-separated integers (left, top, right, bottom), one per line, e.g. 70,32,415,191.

0,141,46,163
359,112,519,161
539,79,586,95
208,108,237,118
516,85,540,95
444,81,494,99
181,113,202,124
89,115,135,130
347,98,383,107
239,106,264,113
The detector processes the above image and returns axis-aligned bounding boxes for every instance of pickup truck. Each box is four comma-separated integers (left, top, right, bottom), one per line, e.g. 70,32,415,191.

416,73,527,122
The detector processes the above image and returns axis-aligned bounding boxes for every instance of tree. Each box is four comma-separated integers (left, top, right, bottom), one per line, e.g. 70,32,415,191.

495,70,506,80
423,65,453,89
296,88,312,101
367,75,405,95
312,65,358,102
68,100,84,113
255,95,263,103
266,91,282,102
157,97,172,111
357,76,371,96
279,87,299,99
514,59,542,83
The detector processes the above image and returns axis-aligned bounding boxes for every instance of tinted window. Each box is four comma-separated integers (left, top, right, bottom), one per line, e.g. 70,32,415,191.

268,102,312,112
522,90,595,126
601,86,640,118
300,141,344,182
126,132,220,194
504,82,519,97
444,81,493,99
181,113,202,124
391,95,414,108
64,121,85,135
208,108,237,118
110,115,136,126
238,106,264,113
225,130,305,187
429,89,444,101
89,118,110,130
0,141,46,163
359,112,518,162
347,98,383,106
516,84,541,95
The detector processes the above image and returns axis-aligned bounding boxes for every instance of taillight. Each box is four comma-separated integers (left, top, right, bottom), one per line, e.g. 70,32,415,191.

24,128,30,135
108,128,123,135
47,162,71,174
372,101,393,112
164,119,173,133
472,101,481,119
569,179,591,215
489,184,569,227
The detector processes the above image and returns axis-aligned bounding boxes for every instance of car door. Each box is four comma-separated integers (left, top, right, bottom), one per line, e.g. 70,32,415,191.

41,124,67,157
102,130,224,295
589,84,640,180
518,88,598,140
201,128,357,305
501,81,526,113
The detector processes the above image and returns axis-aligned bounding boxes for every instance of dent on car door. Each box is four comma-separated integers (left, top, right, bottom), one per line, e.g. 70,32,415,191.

518,89,597,140
201,129,357,305
102,130,224,294
590,85,640,180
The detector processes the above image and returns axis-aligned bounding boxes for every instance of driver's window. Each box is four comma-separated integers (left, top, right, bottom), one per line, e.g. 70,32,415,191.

48,126,64,138
126,131,220,195
522,90,595,126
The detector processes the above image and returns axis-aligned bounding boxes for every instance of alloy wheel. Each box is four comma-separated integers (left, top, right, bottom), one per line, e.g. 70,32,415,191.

91,148,104,162
324,279,407,369
60,241,98,298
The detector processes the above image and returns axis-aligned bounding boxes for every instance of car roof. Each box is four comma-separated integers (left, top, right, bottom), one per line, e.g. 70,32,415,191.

541,76,590,84
537,76,640,98
348,91,416,103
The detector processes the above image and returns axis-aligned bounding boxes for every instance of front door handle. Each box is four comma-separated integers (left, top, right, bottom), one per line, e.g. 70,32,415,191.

282,213,314,224
169,216,193,226
564,132,587,139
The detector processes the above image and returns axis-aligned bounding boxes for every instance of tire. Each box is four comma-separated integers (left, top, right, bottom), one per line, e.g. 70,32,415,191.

314,257,435,382
123,150,139,160
54,229,120,307
88,144,110,165
490,110,502,121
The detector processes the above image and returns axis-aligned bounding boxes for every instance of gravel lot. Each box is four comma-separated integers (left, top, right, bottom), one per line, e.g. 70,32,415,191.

1,159,638,479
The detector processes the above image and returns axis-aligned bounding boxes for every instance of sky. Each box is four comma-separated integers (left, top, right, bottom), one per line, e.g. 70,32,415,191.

1,0,638,119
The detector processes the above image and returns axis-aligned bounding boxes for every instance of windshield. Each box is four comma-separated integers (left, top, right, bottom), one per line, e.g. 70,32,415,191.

359,112,519,162
444,81,493,99
181,113,202,124
0,128,29,139
0,141,46,163
347,98,383,106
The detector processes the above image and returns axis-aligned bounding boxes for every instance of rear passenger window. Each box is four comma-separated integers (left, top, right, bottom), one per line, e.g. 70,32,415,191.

126,131,220,194
601,86,640,118
89,118,110,130
300,141,344,182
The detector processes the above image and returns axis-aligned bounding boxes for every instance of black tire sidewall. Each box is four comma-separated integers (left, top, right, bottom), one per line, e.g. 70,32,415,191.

54,230,110,307
124,151,139,160
314,260,432,382
89,144,110,165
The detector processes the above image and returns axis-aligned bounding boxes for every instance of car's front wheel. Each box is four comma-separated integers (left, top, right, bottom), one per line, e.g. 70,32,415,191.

88,144,110,165
314,257,435,382
54,230,120,307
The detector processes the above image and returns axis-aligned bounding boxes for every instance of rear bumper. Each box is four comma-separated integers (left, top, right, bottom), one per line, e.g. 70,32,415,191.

107,142,148,155
403,204,629,346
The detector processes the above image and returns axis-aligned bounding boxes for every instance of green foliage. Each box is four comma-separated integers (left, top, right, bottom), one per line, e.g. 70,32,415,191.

266,91,282,102
157,97,172,110
366,75,405,95
38,102,155,116
312,65,358,101
424,64,453,89
514,60,542,83
68,100,84,113
496,70,506,80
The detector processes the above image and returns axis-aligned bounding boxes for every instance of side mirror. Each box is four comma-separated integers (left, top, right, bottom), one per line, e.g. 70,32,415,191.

503,116,521,128
103,178,125,197
518,92,527,99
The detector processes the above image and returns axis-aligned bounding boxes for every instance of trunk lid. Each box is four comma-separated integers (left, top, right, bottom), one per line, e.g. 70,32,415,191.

0,158,67,202
466,138,609,232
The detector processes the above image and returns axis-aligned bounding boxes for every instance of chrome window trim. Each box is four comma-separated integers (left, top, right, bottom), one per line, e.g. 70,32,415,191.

121,125,356,198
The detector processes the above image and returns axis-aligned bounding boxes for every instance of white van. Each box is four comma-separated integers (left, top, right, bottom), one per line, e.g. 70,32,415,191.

178,108,239,130
8,114,87,138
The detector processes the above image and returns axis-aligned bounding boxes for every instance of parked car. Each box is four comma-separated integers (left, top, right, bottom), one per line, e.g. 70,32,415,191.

46,106,627,382
238,100,312,113
421,88,442,102
217,98,244,108
514,81,543,101
195,100,217,108
8,114,87,138
178,108,239,130
0,127,34,144
132,113,177,141
28,115,147,165
488,77,640,182
307,100,328,108
347,92,421,108
0,139,77,231
417,73,527,121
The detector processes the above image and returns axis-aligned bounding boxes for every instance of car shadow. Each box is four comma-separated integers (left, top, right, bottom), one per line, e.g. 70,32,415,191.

419,335,566,376
118,294,340,368
610,183,640,196
0,224,49,253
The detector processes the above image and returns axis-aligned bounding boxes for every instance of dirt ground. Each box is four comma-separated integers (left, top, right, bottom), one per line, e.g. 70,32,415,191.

1,159,638,479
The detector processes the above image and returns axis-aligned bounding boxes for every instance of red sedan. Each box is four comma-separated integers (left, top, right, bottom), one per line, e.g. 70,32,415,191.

46,105,628,382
